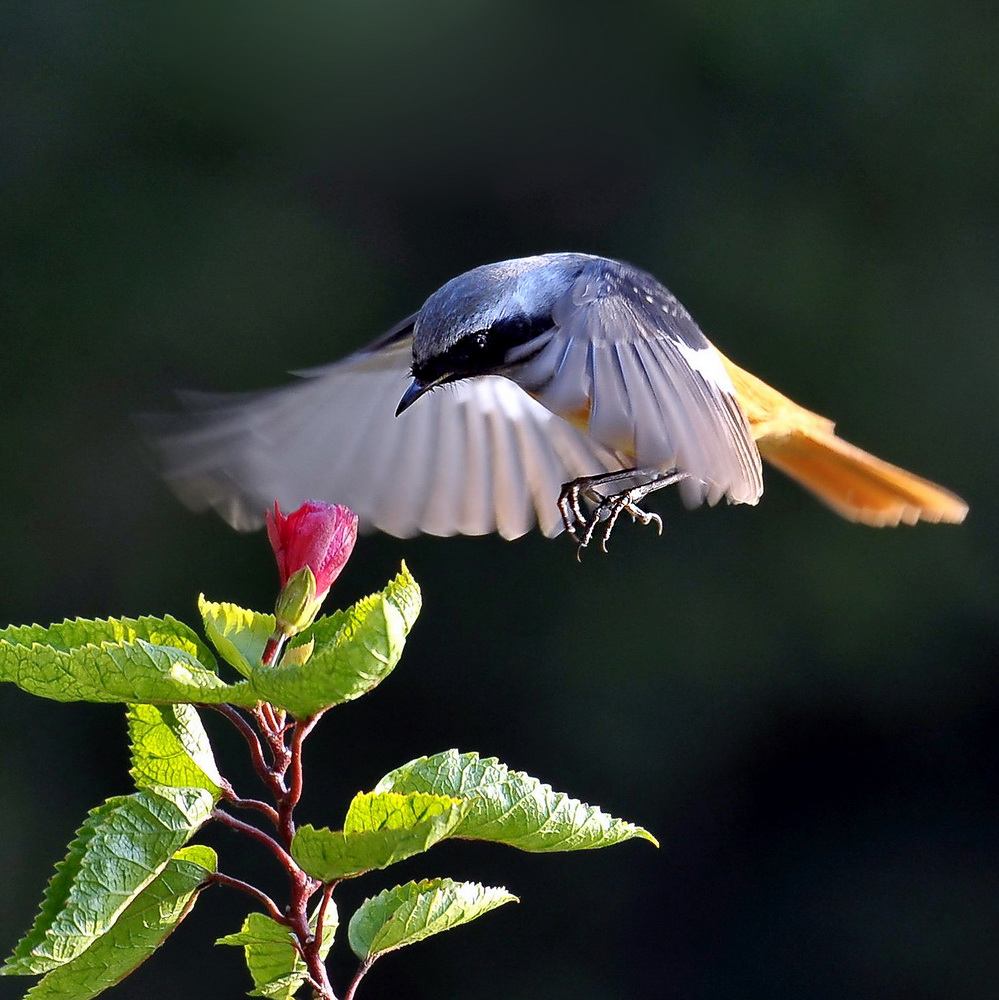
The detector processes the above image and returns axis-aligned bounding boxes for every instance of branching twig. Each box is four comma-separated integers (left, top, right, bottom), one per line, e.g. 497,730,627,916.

219,783,281,826
254,704,291,775
279,715,320,843
209,872,286,924
313,880,337,947
343,960,372,1000
212,808,297,870
208,703,338,998
204,704,279,791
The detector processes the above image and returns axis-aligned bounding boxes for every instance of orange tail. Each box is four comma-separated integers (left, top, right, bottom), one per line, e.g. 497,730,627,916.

719,355,968,526
758,429,968,526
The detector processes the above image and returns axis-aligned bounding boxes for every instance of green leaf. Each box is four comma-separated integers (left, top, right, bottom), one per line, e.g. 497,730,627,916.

245,565,421,719
197,597,275,678
20,846,217,1000
373,750,658,852
0,613,258,706
291,792,468,881
0,615,216,669
217,896,336,1000
348,879,516,963
128,703,222,797
2,787,216,975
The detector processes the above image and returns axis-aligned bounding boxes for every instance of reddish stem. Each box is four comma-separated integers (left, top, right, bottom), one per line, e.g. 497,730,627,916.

210,702,339,999
212,809,297,870
261,633,286,666
343,961,372,1000
220,782,281,826
209,872,286,924
259,700,280,732
278,716,319,843
254,704,291,777
313,880,337,947
205,704,281,793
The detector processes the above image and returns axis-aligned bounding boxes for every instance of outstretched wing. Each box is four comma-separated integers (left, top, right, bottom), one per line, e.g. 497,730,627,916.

149,331,627,539
515,260,763,508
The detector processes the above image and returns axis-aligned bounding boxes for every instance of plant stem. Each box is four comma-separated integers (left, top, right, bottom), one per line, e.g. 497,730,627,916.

313,880,337,948
212,808,297,870
343,961,372,1000
208,872,286,924
279,716,319,843
220,782,281,825
254,704,291,777
205,704,280,793
259,700,280,731
213,704,339,999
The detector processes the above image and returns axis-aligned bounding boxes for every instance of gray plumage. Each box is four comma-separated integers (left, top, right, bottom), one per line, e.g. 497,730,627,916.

150,253,763,538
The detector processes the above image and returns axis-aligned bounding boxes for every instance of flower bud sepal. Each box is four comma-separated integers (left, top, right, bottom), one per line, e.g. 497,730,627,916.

261,567,328,666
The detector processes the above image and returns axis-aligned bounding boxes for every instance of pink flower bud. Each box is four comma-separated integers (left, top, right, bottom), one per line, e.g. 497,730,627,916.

266,501,358,600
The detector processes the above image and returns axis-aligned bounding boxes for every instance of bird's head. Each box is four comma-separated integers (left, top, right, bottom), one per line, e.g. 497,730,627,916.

396,253,592,415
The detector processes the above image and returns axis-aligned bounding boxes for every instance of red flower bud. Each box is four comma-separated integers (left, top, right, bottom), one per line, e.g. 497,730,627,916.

266,501,358,599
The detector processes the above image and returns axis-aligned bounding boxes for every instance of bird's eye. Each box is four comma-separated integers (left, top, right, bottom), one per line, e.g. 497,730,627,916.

475,332,488,349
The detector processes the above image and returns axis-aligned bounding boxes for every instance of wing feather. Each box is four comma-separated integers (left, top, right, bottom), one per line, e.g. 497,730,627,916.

481,385,534,540
149,336,623,538
526,262,763,507
453,384,496,536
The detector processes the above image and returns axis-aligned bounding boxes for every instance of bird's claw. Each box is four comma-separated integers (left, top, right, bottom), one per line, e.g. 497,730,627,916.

558,474,673,556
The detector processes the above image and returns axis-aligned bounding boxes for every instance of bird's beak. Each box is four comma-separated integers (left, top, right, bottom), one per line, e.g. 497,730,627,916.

396,377,434,416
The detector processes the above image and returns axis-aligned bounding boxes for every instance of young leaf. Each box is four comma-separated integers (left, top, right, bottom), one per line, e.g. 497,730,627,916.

244,565,421,719
0,627,256,706
348,879,516,962
19,846,217,1000
197,597,275,677
373,750,658,852
217,896,337,1000
2,787,216,975
291,792,468,881
128,703,223,797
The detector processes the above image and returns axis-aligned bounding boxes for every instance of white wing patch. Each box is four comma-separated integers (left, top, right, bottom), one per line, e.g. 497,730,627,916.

515,265,763,507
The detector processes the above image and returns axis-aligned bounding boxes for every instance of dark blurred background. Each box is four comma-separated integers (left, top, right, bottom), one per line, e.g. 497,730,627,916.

2,1,997,998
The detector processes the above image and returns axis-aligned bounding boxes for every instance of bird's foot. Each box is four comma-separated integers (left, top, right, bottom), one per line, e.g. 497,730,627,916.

557,469,687,556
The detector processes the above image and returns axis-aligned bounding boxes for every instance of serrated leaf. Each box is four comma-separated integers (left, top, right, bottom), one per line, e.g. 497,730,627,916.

0,616,216,669
128,703,222,797
348,879,516,962
217,896,336,1000
342,790,463,834
0,618,257,706
197,597,275,678
245,565,421,719
20,846,216,1000
291,793,468,881
378,561,421,631
2,787,216,975
373,750,658,852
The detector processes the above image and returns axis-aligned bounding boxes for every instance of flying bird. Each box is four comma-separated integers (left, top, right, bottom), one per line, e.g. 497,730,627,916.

152,253,968,547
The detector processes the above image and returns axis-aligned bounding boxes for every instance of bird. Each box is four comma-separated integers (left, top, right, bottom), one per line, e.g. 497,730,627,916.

150,252,968,547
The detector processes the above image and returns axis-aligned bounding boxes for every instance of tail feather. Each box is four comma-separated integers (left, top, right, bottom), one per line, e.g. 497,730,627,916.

759,430,969,527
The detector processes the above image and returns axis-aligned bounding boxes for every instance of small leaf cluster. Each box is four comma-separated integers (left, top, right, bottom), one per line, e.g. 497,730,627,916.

0,563,655,999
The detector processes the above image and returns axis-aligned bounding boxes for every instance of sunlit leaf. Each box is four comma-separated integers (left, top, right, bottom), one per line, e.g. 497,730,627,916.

348,879,516,962
2,787,216,975
217,895,336,1000
128,703,222,797
0,613,256,706
374,750,658,851
0,616,216,668
20,846,216,1000
245,565,421,718
197,597,275,678
291,792,468,881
